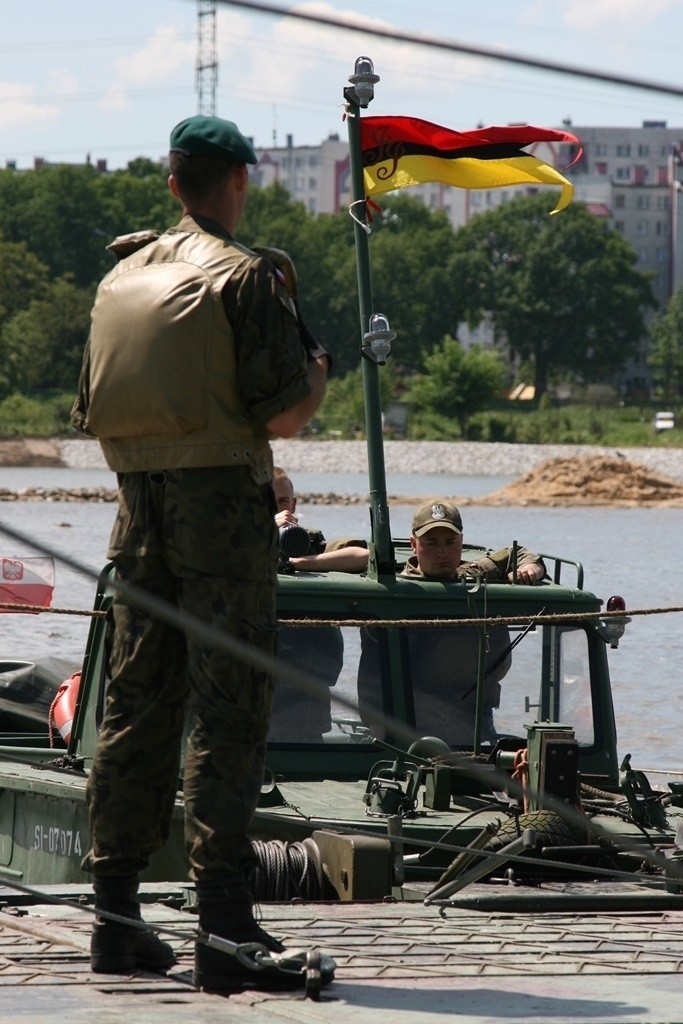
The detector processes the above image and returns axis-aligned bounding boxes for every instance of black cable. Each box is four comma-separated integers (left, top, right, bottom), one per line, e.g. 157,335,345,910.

213,0,683,100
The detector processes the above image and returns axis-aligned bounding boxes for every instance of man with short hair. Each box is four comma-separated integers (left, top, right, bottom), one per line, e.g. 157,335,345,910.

404,499,545,584
72,114,334,993
358,499,544,745
272,466,369,571
269,467,364,741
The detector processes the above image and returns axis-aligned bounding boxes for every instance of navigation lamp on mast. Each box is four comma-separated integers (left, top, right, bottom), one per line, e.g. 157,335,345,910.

597,594,630,649
348,56,380,107
363,313,396,365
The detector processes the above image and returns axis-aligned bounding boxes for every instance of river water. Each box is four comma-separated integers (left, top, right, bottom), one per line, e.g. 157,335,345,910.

0,467,681,773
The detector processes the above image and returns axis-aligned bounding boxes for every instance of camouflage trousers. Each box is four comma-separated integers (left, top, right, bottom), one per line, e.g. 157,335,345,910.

82,465,277,882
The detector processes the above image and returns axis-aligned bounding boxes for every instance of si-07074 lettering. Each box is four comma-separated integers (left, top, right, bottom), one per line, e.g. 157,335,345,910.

33,826,82,857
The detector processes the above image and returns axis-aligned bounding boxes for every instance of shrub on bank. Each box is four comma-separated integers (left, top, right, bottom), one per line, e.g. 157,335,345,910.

0,388,681,450
0,392,72,436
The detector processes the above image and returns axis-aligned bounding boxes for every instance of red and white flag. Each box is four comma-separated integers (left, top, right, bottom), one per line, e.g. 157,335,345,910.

0,557,55,611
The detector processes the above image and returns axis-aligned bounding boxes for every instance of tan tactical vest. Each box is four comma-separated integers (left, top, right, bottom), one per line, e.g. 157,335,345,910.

85,217,272,480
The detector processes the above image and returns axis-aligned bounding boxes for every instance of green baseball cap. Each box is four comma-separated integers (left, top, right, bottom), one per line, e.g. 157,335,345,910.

169,115,257,164
412,499,463,537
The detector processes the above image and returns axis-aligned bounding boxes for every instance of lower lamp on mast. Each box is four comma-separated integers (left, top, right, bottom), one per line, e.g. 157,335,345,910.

362,313,396,365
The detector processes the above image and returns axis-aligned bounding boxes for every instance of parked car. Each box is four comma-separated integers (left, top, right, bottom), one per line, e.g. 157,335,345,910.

652,411,675,432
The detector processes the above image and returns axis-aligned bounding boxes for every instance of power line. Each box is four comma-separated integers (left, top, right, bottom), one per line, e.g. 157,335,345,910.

211,0,683,101
0,33,193,55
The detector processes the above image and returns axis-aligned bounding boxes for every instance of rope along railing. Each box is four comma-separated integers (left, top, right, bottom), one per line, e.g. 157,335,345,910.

1,602,682,625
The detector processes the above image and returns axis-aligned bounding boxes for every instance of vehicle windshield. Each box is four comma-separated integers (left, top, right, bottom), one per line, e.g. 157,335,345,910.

268,621,595,749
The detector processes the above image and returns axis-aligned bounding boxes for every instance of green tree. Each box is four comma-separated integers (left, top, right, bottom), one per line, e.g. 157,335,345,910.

318,362,395,436
0,165,111,286
649,287,683,400
0,277,93,396
405,336,504,437
366,199,461,371
0,238,51,324
97,166,177,246
449,194,655,397
240,188,463,376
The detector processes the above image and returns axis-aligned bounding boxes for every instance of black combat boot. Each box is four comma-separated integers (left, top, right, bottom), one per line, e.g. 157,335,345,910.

90,875,177,974
193,876,335,993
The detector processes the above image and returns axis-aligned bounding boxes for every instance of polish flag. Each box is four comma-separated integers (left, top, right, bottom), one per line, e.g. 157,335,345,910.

0,557,55,611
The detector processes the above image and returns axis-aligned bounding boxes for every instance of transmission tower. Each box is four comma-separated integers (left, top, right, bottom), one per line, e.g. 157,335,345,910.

196,1,218,116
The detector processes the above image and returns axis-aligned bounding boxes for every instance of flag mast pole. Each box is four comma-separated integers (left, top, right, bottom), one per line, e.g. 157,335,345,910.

344,57,395,579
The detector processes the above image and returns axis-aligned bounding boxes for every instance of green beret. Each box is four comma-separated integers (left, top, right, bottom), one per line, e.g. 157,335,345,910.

169,114,257,164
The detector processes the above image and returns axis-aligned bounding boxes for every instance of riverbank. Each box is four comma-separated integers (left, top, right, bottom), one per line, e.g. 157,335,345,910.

0,438,64,467
3,438,683,506
1,436,680,480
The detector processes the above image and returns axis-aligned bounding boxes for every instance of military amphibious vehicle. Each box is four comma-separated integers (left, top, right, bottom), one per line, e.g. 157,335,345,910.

0,58,682,1023
0,58,681,913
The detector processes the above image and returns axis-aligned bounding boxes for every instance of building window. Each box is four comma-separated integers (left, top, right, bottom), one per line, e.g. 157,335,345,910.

616,144,631,157
471,193,482,207
595,143,607,156
657,167,668,184
656,246,668,262
638,144,650,157
309,156,319,167
308,198,317,214
614,193,626,208
636,247,649,260
595,161,608,175
656,194,670,209
616,166,631,180
308,177,317,189
636,194,650,209
636,221,649,235
614,220,624,232
656,220,669,236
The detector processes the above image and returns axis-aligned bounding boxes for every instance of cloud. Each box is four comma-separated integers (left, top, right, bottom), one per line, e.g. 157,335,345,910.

101,23,195,111
561,0,680,29
0,82,57,131
47,68,80,98
215,2,499,133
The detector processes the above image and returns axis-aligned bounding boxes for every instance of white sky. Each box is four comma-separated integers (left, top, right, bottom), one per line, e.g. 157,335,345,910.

2,0,683,170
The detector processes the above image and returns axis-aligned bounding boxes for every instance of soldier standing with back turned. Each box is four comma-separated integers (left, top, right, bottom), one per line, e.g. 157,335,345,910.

71,114,335,993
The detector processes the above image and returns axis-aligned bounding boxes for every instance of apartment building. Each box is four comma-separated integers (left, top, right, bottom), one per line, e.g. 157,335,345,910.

253,123,683,394
556,122,683,393
252,132,350,216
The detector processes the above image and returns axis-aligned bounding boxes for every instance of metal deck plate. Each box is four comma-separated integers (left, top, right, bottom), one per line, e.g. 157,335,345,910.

1,893,682,1023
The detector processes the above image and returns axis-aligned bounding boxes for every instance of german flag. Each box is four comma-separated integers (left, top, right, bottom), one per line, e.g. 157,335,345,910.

360,116,581,214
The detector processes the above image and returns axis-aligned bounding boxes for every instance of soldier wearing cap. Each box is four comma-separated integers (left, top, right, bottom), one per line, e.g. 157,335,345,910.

72,115,334,992
358,498,544,745
405,499,545,584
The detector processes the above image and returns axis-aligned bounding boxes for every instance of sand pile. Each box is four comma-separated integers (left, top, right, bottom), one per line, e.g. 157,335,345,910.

0,439,63,467
479,455,683,507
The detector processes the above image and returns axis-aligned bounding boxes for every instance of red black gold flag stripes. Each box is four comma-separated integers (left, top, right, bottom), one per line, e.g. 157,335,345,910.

359,116,582,214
